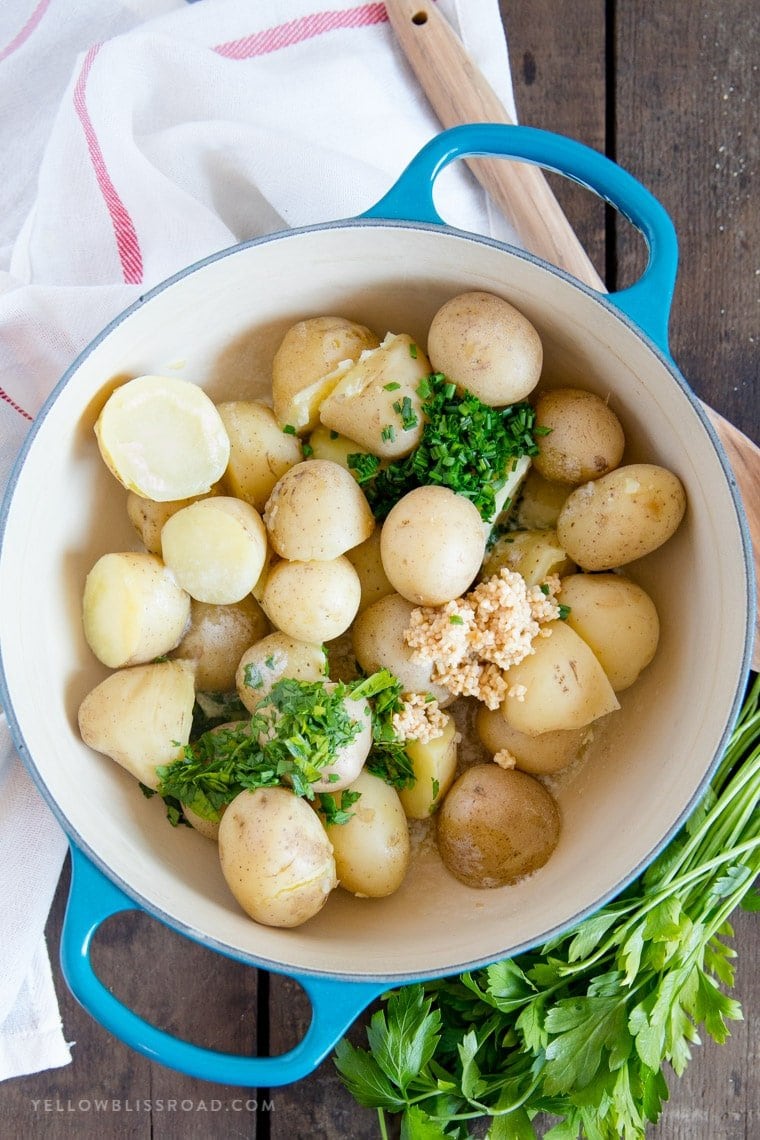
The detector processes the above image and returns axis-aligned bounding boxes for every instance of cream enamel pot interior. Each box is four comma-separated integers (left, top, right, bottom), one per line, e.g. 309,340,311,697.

0,125,754,1086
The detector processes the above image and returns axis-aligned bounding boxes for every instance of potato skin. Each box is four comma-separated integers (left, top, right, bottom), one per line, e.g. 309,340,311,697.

171,595,269,692
272,316,380,434
427,291,542,406
326,770,410,897
475,706,587,774
501,620,620,734
533,388,625,485
236,631,327,712
261,556,361,642
264,459,374,561
437,764,560,888
556,463,686,571
217,400,302,512
218,787,337,927
380,486,486,605
558,573,660,691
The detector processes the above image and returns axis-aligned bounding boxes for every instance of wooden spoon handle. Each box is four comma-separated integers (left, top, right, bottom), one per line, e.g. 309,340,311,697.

386,0,759,670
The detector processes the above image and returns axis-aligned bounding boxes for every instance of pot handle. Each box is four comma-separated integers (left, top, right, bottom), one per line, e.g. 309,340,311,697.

60,844,386,1086
362,123,678,351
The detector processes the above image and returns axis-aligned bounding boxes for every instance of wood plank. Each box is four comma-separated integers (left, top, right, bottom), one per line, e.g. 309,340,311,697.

614,0,759,443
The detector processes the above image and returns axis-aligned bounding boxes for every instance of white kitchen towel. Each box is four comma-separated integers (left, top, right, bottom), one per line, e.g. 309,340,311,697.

0,0,519,1080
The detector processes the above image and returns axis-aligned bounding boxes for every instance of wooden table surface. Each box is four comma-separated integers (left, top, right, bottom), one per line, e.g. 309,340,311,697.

3,1,758,1137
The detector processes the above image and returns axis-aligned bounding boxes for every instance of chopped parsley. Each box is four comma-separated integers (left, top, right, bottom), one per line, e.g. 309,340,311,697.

558,603,572,620
383,381,402,391
449,614,465,626
318,789,362,826
348,372,541,521
154,671,416,826
302,442,313,457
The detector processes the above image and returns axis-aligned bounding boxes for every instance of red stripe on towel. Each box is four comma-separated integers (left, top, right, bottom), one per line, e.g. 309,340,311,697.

0,0,53,64
0,387,33,422
73,45,144,285
213,2,388,60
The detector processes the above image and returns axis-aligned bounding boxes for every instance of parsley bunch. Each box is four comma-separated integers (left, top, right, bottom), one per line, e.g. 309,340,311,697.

336,676,760,1138
349,373,541,522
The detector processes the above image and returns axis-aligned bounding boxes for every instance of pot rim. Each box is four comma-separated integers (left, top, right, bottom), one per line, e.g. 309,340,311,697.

0,214,754,983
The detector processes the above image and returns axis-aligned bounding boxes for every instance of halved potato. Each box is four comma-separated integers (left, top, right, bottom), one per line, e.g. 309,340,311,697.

95,375,230,501
160,496,268,605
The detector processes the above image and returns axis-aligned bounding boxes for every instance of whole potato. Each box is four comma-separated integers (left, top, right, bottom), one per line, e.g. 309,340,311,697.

380,486,486,605
558,573,660,691
556,463,686,570
344,528,395,613
217,401,302,511
318,333,429,459
218,787,337,927
264,459,374,561
532,388,625,485
236,631,327,712
351,592,452,704
427,291,542,406
437,764,560,888
475,705,587,775
171,595,269,692
325,770,410,898
501,620,620,734
261,556,361,642
272,316,380,434
82,551,191,669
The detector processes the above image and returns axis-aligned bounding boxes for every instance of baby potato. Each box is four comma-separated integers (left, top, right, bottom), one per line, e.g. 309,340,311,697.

351,592,452,704
161,496,268,605
515,469,571,530
217,400,302,511
218,787,337,927
82,551,191,669
398,714,458,819
533,388,625,485
437,764,560,888
236,631,327,712
126,487,220,555
171,595,269,692
95,374,230,501
78,660,196,789
318,333,429,459
558,573,660,691
427,291,542,406
344,528,395,613
261,556,361,642
264,459,374,561
475,705,587,775
501,620,620,734
325,770,410,898
482,528,574,587
182,803,223,842
380,486,486,605
310,692,373,792
272,316,380,435
557,463,687,570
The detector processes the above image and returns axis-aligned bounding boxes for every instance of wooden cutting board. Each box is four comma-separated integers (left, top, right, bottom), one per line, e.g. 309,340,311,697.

385,0,759,670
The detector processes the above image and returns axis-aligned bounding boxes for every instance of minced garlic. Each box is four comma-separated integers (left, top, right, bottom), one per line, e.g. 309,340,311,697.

390,692,448,743
404,568,562,709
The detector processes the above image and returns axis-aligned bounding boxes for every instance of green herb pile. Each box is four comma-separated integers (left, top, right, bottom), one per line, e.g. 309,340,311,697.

348,373,542,522
152,669,411,826
336,676,760,1138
